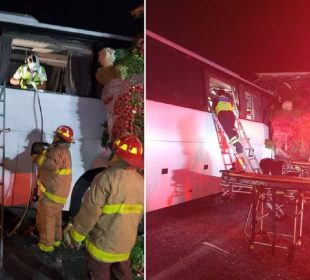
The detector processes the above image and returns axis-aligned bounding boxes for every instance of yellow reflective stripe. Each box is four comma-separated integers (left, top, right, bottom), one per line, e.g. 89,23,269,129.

54,168,72,175
54,241,61,247
38,180,67,204
230,136,239,145
85,239,130,263
37,150,47,167
130,147,137,154
70,227,86,243
102,204,143,214
38,242,54,252
215,101,233,114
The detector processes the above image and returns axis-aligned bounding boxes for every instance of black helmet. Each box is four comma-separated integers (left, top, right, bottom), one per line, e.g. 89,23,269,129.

217,89,227,96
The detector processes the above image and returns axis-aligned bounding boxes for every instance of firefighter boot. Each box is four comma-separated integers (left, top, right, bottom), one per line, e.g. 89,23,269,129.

235,154,246,172
36,199,63,252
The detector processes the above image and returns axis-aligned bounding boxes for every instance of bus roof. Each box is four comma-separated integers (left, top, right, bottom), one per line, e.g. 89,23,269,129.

147,29,273,97
0,11,133,42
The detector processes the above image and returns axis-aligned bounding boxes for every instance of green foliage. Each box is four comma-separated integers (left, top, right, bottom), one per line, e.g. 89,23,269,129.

130,235,144,280
114,48,131,64
115,54,144,80
100,37,144,148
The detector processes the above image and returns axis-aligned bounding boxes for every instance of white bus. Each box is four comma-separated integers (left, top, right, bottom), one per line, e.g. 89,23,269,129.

146,30,275,212
0,12,133,210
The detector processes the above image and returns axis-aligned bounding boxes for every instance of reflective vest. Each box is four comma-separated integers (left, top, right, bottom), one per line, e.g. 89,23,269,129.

215,96,233,114
13,65,47,89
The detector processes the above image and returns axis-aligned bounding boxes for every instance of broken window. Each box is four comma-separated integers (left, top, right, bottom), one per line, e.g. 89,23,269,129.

7,36,94,97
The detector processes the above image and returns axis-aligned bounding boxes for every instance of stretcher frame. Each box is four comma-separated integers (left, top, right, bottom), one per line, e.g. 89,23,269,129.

282,160,310,178
220,170,310,258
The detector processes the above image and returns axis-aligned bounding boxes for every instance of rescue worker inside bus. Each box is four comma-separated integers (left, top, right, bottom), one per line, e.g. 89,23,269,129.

211,89,245,169
10,53,47,90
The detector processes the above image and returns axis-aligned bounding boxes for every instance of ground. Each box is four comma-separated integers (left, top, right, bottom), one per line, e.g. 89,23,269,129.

0,208,143,280
146,193,310,280
1,208,86,279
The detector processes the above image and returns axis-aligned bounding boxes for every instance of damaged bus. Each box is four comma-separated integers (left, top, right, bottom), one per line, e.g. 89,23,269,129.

0,12,133,210
146,30,275,211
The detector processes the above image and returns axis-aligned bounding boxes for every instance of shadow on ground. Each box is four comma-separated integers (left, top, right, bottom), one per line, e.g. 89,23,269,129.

2,208,87,280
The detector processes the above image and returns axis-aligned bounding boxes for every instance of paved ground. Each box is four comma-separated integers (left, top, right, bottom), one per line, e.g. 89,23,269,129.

0,208,144,280
1,208,87,280
146,193,310,280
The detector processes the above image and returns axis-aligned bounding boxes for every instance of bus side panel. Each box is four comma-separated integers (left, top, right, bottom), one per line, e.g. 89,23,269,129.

5,88,108,210
146,101,271,212
146,100,223,212
239,120,272,162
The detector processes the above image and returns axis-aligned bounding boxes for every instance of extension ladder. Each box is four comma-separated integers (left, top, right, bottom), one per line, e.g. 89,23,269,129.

209,95,261,173
0,79,10,268
210,93,285,218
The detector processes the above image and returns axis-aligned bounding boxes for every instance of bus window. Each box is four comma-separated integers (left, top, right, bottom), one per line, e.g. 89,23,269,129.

147,38,206,111
245,92,254,120
209,77,238,111
253,94,262,122
8,37,94,97
245,91,262,122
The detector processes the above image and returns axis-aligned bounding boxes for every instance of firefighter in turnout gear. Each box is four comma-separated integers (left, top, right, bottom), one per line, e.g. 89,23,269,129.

212,89,245,170
10,53,47,90
32,125,73,252
64,135,144,280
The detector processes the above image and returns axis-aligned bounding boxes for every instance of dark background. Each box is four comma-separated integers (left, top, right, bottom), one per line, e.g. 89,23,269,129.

147,0,310,80
0,0,144,37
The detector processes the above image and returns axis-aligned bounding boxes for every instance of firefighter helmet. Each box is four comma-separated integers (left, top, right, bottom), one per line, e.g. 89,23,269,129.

217,89,227,96
55,125,74,143
27,53,40,72
113,135,144,168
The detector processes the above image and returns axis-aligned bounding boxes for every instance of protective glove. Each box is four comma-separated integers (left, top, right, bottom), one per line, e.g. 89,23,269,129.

31,142,44,156
31,142,50,156
63,223,81,250
20,79,27,89
30,81,38,90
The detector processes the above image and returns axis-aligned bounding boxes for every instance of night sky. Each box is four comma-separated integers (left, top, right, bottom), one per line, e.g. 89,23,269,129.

147,0,310,80
0,0,144,37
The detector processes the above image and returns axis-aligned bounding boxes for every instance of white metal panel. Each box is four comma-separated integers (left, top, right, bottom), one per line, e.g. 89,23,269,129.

146,101,223,211
146,100,270,212
5,88,109,210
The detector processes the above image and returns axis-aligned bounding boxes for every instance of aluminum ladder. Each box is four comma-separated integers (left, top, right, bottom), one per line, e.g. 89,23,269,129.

208,95,261,173
0,79,10,268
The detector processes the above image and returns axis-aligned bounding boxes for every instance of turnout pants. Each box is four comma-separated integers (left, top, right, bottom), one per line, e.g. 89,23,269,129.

36,197,63,248
218,110,243,153
86,253,132,280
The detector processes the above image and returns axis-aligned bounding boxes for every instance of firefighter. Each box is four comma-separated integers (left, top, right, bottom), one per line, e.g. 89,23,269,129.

64,135,144,280
212,89,245,170
10,53,47,90
31,125,73,252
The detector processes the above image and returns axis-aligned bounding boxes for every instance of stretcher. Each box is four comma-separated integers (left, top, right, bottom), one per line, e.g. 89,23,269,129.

282,160,310,177
220,170,310,259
